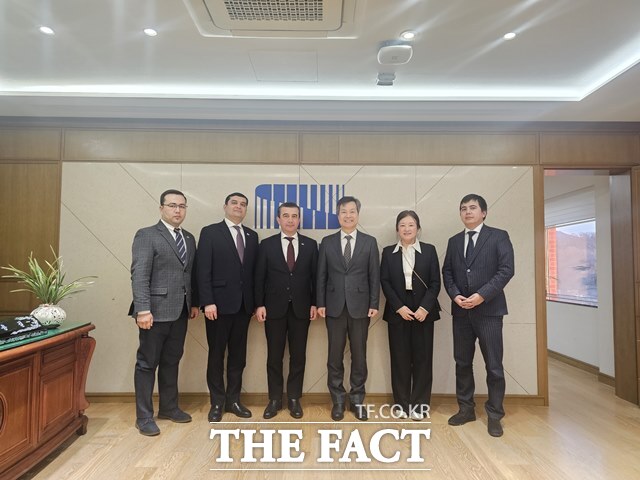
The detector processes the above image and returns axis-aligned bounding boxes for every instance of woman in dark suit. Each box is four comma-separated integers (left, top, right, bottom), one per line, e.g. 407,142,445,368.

380,210,441,420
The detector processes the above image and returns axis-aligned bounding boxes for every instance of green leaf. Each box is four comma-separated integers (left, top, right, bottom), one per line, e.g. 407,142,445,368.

1,247,97,304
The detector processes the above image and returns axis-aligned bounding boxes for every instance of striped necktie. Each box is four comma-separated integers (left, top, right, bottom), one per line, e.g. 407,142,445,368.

174,228,186,264
344,235,352,264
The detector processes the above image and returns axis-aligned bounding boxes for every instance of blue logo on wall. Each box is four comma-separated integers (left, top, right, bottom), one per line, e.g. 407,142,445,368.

254,184,345,229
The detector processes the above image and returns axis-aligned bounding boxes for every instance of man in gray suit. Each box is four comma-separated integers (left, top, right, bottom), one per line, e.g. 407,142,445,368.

442,193,514,437
130,189,199,436
317,196,380,421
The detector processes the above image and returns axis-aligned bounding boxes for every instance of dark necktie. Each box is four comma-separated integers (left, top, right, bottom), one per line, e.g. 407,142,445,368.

174,228,186,264
344,235,352,264
233,225,244,263
466,231,476,260
285,237,295,271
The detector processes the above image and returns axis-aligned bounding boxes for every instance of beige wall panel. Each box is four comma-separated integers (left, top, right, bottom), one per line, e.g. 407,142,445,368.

60,162,537,397
63,130,299,163
301,133,537,165
0,163,61,272
540,134,640,166
0,128,61,161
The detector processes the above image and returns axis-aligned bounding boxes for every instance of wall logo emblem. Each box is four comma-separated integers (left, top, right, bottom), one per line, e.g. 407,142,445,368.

254,184,345,229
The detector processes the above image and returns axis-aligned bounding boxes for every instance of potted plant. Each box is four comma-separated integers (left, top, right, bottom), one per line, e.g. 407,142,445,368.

1,248,96,328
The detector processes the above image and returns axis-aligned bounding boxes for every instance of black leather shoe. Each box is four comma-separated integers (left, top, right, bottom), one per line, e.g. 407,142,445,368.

263,400,282,419
208,405,223,422
350,403,368,421
136,418,160,436
331,403,345,421
225,401,252,418
448,410,476,426
288,398,303,419
488,418,503,437
158,408,192,423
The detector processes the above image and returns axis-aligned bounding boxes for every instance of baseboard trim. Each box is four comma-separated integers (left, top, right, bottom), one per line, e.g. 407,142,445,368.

86,392,545,406
548,349,615,386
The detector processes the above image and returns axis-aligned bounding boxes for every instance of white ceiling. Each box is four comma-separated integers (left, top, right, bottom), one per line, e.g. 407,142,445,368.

2,0,640,122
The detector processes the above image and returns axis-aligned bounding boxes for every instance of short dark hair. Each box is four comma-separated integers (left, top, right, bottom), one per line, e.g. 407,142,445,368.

460,193,487,213
225,192,249,205
160,189,186,206
337,196,361,213
395,210,421,231
277,202,300,217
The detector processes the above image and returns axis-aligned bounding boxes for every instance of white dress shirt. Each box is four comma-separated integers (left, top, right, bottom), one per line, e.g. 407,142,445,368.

464,223,484,257
160,219,187,255
280,232,299,261
392,240,422,290
225,217,245,247
341,229,357,255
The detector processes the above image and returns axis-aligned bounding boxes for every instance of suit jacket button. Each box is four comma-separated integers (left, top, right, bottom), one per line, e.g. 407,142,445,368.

467,269,471,272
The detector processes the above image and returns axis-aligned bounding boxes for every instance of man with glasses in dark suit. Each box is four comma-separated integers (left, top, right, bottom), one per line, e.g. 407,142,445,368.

130,189,199,436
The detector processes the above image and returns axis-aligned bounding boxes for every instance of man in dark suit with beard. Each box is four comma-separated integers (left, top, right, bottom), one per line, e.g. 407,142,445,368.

442,193,514,437
254,202,318,419
197,192,259,422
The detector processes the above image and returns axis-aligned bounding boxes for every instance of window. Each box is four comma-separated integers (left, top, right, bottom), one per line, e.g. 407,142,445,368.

545,220,597,307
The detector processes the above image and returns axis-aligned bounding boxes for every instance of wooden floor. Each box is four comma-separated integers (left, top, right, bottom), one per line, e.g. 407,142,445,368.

21,358,640,480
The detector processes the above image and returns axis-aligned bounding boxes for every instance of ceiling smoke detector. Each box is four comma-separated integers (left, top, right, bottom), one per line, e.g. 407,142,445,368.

377,44,412,65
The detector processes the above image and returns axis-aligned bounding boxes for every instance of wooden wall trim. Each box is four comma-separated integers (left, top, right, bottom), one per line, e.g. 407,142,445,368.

0,128,62,162
63,129,299,163
540,133,640,167
534,165,549,405
610,173,638,403
632,167,640,402
301,132,538,164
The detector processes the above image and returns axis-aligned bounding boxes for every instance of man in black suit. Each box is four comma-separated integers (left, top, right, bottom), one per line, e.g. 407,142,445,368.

130,189,199,436
196,192,259,422
254,202,318,419
317,196,380,421
442,193,515,437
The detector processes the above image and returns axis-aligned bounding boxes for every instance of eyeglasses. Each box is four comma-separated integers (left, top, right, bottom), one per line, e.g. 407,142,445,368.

163,203,188,210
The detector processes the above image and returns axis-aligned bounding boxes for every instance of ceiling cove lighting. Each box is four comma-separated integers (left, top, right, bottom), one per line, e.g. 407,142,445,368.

143,28,158,37
38,26,55,35
503,32,517,40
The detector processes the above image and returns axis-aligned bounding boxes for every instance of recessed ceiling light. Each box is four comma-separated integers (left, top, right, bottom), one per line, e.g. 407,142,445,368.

503,32,517,40
143,28,158,37
400,31,416,41
39,26,55,35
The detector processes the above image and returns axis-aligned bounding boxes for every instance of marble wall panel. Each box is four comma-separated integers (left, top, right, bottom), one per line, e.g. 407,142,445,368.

60,163,537,396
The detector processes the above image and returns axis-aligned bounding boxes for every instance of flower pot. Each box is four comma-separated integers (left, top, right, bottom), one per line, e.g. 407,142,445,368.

31,304,66,328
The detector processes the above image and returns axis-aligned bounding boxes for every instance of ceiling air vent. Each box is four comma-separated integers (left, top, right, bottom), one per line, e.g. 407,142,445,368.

183,0,361,38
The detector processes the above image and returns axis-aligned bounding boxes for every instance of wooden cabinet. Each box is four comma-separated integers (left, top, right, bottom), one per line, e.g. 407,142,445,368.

0,323,95,480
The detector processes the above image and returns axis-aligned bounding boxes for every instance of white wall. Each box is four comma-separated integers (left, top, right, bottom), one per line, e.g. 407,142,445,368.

60,163,538,396
545,175,615,376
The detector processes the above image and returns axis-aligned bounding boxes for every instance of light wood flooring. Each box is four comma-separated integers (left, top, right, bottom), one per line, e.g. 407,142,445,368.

20,358,640,479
